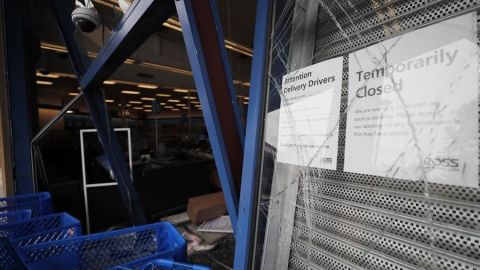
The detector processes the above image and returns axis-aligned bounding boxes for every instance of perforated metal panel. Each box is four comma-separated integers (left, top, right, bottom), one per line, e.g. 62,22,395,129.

286,0,480,269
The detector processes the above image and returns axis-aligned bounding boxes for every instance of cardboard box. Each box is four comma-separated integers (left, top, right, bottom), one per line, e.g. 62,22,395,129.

187,192,227,225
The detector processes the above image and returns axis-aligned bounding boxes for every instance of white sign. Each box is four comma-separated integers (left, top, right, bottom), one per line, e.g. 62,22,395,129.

344,13,479,187
277,57,343,169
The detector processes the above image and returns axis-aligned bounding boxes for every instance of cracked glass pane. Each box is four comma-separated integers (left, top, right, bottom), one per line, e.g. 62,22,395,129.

253,1,480,270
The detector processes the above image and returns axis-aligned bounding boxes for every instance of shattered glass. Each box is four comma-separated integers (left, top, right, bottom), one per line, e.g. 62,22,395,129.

253,0,480,270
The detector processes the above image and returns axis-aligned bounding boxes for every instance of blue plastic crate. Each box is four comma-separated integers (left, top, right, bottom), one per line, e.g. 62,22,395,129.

0,192,52,217
115,259,211,270
0,210,32,225
16,222,187,270
0,212,81,245
0,237,26,270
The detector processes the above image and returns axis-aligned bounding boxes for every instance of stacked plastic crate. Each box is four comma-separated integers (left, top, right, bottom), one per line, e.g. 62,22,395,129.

0,192,210,270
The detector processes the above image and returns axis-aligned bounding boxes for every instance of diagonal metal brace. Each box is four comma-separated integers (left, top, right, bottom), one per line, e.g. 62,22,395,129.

48,0,175,225
175,0,245,231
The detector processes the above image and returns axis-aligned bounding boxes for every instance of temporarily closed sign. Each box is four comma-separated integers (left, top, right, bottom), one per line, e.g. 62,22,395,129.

344,13,479,187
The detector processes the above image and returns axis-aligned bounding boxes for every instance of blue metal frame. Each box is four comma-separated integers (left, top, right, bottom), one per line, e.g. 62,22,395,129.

45,0,175,225
234,0,272,269
175,0,242,230
208,0,245,147
3,0,37,194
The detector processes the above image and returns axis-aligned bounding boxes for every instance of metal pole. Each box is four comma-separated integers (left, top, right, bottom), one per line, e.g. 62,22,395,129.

234,0,272,269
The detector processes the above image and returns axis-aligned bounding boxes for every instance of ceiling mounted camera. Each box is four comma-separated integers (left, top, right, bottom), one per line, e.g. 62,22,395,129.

72,0,101,33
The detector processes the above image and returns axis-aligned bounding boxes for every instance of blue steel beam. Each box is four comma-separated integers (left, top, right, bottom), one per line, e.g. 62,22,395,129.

234,1,272,269
175,0,244,230
208,0,245,147
3,0,37,194
48,0,174,225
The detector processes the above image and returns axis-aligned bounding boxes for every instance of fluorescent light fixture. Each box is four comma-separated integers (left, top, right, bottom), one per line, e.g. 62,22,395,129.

66,110,74,114
37,80,53,85
164,106,174,109
183,96,196,99
141,97,155,101
128,101,142,104
103,80,116,85
190,101,200,104
176,103,187,107
182,107,189,110
40,42,251,86
243,97,249,100
171,108,179,111
163,21,182,32
36,72,60,79
68,92,79,96
144,109,152,112
143,104,152,108
105,99,115,103
126,104,131,107
174,88,189,93
121,90,140,95
133,107,143,110
160,103,166,105
156,93,171,97
168,99,180,103
243,101,249,105
137,84,158,89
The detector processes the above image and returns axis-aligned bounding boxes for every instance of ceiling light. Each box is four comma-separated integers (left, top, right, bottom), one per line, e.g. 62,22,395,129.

224,40,253,57
143,104,152,108
36,72,60,79
36,80,53,85
66,110,74,114
171,108,179,111
141,97,155,101
243,97,249,100
164,106,174,109
144,109,152,112
174,88,189,93
68,92,79,96
183,96,196,99
133,107,143,110
156,93,171,97
40,42,251,86
126,104,131,107
168,99,180,103
182,107,189,110
137,84,158,89
176,103,187,107
129,101,142,104
243,102,248,105
160,103,166,105
105,99,115,103
163,21,182,32
103,80,116,85
122,90,140,95
190,101,200,104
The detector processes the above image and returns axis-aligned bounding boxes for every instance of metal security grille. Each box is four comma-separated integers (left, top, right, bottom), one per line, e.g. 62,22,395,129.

287,0,480,270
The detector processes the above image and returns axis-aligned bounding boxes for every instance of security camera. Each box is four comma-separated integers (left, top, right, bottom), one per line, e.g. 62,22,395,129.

72,0,101,33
